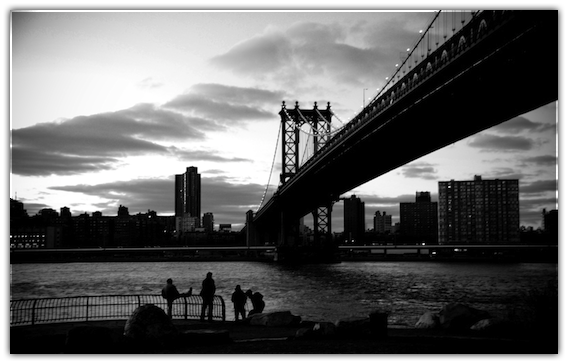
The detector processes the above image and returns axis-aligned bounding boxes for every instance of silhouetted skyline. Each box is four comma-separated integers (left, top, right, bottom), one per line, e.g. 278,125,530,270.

9,9,557,230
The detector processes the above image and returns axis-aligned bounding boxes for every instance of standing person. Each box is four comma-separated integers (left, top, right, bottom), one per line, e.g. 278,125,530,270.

231,285,248,321
161,278,181,319
245,289,266,316
199,272,216,322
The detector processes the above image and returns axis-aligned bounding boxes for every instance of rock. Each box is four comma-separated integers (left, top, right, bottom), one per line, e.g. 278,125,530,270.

249,311,301,327
313,322,336,337
334,317,371,337
470,318,493,331
470,318,517,335
123,304,178,350
438,303,490,331
64,326,115,353
415,312,440,329
295,327,315,339
369,310,389,337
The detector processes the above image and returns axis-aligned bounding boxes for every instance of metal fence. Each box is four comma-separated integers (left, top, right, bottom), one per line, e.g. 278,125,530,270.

10,294,226,326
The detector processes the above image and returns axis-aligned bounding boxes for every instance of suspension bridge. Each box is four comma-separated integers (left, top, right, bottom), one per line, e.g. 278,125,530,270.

245,10,558,262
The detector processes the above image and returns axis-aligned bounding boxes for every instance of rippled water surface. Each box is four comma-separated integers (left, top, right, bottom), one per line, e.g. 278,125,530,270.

10,261,557,327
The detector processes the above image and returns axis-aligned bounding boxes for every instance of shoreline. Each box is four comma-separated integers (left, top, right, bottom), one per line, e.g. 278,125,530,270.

10,319,558,354
9,253,558,264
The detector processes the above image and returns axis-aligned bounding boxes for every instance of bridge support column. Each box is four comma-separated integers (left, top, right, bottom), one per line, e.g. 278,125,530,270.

274,210,302,262
245,210,258,247
312,201,339,262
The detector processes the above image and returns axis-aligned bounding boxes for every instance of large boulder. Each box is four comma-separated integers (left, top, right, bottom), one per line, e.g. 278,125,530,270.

415,311,440,329
123,304,178,349
438,303,490,331
249,311,301,327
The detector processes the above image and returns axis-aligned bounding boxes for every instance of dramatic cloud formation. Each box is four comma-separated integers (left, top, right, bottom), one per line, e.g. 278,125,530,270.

399,162,439,180
162,83,285,124
210,15,431,87
468,133,534,152
11,98,258,176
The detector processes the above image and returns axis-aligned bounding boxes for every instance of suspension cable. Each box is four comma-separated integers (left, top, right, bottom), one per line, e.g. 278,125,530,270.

256,121,281,212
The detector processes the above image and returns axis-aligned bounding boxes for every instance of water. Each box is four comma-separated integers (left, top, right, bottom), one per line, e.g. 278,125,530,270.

10,261,557,327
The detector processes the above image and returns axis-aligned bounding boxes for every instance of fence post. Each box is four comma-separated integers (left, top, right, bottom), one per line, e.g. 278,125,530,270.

218,296,226,322
86,296,90,322
183,296,188,319
31,299,37,325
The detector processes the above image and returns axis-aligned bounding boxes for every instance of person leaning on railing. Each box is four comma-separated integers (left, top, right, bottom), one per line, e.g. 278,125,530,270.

161,278,192,319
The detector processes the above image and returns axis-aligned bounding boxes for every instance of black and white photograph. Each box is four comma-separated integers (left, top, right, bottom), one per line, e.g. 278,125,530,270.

7,0,561,357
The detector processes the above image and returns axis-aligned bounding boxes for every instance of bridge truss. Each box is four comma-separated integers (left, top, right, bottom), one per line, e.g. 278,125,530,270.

279,101,334,245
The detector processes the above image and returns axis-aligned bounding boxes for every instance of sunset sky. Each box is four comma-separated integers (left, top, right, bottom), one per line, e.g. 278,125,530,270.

8,2,560,231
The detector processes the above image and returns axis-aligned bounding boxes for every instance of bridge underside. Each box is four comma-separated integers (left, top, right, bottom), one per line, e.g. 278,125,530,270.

251,11,558,256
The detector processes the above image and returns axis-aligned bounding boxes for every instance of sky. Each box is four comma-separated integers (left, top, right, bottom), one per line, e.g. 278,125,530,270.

8,2,560,232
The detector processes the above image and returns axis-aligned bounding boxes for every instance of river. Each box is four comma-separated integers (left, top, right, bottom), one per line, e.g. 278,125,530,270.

10,260,557,327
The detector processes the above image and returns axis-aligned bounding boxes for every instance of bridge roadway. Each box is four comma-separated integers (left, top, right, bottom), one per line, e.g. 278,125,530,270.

252,11,558,239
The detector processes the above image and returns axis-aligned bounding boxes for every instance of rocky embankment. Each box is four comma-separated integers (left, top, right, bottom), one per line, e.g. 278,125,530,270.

11,302,557,354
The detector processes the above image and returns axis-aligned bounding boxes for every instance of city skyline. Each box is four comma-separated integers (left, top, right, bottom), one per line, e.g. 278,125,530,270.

9,8,558,231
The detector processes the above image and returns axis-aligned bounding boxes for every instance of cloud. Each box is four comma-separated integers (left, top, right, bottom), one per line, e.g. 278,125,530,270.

48,176,265,226
492,116,556,134
209,18,425,87
520,179,558,195
482,168,530,181
399,162,439,180
518,155,557,167
10,103,218,176
468,133,534,152
137,77,163,89
519,197,558,227
11,148,119,176
210,31,292,75
163,94,274,123
168,147,252,163
162,83,285,124
191,83,284,104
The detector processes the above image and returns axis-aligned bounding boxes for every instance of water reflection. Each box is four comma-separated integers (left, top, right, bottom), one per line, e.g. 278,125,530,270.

11,261,557,327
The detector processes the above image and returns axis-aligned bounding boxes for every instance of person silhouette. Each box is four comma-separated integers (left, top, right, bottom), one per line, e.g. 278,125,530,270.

245,289,265,316
231,285,248,321
161,278,181,319
199,272,216,322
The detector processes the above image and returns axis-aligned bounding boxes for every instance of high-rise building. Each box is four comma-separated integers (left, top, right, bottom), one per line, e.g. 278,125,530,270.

203,212,214,233
438,175,520,244
400,192,438,244
344,195,365,243
374,211,392,234
175,166,201,231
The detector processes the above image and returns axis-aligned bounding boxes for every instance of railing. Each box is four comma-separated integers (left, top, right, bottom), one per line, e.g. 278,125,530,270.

10,294,226,326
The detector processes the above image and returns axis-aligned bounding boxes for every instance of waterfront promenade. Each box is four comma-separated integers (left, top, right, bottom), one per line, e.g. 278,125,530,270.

10,318,556,354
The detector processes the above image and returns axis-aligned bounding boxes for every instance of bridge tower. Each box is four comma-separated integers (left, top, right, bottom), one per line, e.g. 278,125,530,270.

277,101,335,260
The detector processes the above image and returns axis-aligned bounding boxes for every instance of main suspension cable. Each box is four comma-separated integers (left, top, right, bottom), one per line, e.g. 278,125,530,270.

256,122,282,212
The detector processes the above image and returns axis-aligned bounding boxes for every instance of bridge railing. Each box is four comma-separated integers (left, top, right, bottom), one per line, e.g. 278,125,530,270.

10,294,226,326
294,10,514,176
